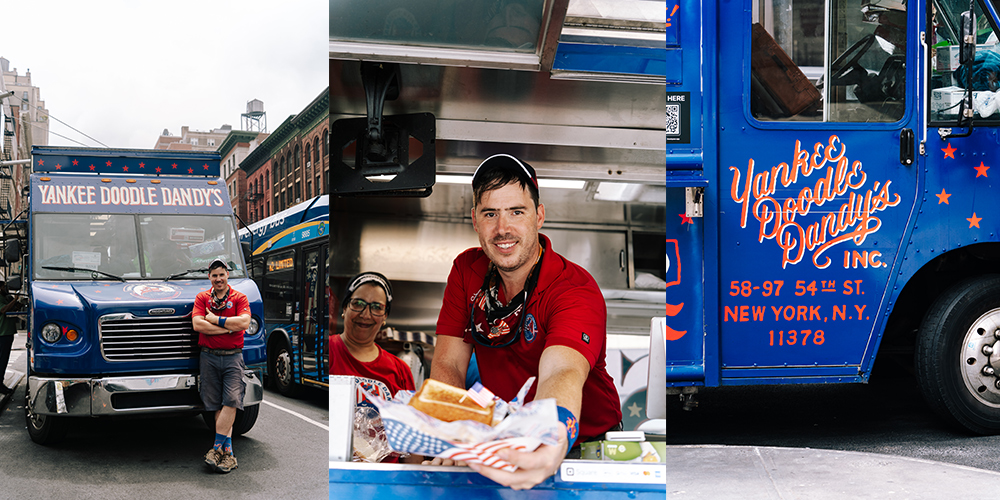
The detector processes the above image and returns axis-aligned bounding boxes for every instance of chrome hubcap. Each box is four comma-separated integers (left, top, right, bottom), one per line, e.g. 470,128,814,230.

960,308,1000,407
275,350,292,383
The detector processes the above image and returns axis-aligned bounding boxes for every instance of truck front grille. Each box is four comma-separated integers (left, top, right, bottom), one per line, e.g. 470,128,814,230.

99,313,198,361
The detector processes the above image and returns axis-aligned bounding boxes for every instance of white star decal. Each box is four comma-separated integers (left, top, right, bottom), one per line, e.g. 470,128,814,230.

628,401,643,417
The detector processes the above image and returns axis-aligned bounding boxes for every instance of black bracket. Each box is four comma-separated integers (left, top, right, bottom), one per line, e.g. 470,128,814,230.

362,62,401,158
331,62,436,197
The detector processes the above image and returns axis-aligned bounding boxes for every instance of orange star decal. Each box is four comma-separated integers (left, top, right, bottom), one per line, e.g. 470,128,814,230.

976,162,990,177
942,143,957,159
936,189,951,204
968,213,982,228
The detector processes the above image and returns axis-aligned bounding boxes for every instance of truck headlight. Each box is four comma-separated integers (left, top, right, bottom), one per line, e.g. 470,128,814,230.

41,323,61,343
248,317,260,336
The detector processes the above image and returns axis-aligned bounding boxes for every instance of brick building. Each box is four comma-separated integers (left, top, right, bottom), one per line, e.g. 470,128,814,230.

219,130,268,226
240,88,329,224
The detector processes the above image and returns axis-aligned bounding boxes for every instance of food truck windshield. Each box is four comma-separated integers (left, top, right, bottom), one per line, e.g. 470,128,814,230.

32,213,246,281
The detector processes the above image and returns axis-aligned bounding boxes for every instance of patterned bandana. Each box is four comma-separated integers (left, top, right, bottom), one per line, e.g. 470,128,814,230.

469,246,544,348
210,286,230,311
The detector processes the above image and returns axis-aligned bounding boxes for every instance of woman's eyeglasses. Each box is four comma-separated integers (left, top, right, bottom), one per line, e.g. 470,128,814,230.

348,298,386,317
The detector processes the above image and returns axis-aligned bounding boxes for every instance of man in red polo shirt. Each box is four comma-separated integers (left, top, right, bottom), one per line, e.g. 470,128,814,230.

193,259,251,474
430,154,622,490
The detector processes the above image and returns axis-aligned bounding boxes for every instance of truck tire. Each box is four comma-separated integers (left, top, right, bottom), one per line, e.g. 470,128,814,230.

202,404,260,436
232,403,259,436
916,275,1000,434
270,335,304,398
25,395,69,445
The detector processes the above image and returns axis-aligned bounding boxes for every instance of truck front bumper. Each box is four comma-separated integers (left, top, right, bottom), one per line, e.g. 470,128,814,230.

27,370,264,417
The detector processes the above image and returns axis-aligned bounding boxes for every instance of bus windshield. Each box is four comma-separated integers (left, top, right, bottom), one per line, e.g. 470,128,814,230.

33,213,247,280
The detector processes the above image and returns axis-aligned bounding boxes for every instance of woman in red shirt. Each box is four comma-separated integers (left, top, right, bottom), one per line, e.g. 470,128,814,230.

329,272,417,462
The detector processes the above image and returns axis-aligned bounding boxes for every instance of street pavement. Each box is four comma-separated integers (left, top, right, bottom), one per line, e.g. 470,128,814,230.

668,444,1000,498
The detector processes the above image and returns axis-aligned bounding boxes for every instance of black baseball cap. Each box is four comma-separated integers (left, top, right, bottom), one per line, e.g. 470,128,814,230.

472,154,539,191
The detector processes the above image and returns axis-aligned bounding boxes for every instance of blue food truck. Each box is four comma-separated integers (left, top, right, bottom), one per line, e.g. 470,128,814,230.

11,146,265,444
669,0,1000,434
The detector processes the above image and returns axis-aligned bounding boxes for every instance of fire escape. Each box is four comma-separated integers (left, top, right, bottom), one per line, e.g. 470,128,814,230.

0,114,15,220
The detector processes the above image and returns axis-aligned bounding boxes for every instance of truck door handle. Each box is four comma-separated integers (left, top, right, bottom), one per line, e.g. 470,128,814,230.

901,128,915,166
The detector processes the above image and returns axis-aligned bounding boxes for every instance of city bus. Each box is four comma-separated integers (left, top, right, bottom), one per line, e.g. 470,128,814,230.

239,195,329,396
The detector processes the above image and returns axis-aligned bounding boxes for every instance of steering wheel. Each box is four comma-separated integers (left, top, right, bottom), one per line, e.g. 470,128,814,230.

830,33,876,85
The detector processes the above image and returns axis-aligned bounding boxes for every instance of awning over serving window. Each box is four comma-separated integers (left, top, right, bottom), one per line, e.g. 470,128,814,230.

329,0,666,82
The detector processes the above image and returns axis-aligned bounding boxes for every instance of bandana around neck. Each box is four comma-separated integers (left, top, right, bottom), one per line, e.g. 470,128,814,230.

470,245,544,347
210,286,231,311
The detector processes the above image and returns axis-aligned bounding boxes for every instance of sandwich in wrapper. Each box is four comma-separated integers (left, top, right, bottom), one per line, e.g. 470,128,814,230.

361,377,564,472
409,379,495,426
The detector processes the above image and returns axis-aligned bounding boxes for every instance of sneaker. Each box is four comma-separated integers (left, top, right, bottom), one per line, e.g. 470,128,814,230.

204,448,222,468
0,385,12,396
214,452,238,473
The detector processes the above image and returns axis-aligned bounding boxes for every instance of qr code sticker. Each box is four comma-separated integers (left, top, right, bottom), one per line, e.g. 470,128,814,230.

666,104,680,136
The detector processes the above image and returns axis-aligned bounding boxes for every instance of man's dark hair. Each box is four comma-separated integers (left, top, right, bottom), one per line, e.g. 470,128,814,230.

472,154,539,208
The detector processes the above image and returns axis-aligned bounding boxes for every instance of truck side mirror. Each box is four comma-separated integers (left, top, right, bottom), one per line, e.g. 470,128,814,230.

7,275,21,292
241,242,252,264
4,239,20,264
960,10,976,65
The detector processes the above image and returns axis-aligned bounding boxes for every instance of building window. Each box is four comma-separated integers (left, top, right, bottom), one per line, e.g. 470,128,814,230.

314,138,319,162
306,181,312,199
294,146,300,172
266,201,270,217
305,144,311,170
209,139,215,147
191,138,199,146
323,129,329,155
316,175,322,195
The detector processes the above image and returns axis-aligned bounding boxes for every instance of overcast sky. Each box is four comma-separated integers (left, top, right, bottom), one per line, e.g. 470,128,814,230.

0,0,328,150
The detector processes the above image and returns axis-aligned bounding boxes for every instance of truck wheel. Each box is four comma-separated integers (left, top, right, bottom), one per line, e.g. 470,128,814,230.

202,404,259,435
24,395,69,444
271,336,304,398
916,275,1000,434
232,404,259,436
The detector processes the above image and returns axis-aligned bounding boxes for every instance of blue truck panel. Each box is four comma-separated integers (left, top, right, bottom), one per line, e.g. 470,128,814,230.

668,0,1000,434
31,146,222,177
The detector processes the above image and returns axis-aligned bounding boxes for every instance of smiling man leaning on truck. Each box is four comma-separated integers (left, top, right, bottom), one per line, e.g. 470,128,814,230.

193,258,252,474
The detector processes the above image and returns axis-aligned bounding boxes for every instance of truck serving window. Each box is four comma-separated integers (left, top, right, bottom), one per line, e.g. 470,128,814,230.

751,0,906,122
929,0,1000,122
33,213,245,280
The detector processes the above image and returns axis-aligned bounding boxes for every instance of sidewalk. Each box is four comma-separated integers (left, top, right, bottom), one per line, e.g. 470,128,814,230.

2,332,27,405
667,444,1000,499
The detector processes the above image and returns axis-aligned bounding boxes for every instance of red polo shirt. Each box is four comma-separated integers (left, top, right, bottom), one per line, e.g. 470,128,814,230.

436,234,622,443
193,286,249,350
